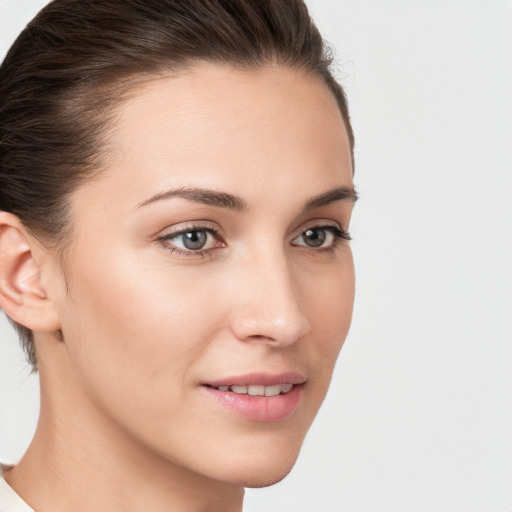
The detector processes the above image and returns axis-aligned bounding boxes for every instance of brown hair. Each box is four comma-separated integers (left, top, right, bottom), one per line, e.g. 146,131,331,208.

0,0,354,371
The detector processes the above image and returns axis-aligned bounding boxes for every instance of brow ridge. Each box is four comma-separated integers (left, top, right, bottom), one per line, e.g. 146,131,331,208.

138,185,357,213
303,186,358,211
137,186,248,212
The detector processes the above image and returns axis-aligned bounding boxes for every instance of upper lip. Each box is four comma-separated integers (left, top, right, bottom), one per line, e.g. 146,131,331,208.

203,372,306,388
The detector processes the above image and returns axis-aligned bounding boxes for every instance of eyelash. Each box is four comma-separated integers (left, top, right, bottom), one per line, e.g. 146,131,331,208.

158,225,223,259
293,225,352,251
157,223,351,259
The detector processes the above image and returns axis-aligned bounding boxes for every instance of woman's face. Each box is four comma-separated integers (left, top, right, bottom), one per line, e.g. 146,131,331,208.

51,63,355,487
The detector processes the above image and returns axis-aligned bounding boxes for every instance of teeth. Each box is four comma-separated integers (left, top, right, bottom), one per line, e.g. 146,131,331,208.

248,385,265,396
280,383,293,393
216,383,295,396
264,385,281,397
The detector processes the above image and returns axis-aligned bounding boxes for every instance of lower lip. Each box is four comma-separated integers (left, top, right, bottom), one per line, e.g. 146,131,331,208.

201,384,304,422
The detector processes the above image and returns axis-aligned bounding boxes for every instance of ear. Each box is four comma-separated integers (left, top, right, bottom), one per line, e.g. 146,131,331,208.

0,212,61,333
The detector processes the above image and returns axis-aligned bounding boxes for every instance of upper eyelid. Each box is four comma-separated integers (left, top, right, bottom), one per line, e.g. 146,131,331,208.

158,221,222,238
155,224,350,261
292,225,351,244
290,220,346,238
156,219,349,242
166,226,219,237
157,225,223,257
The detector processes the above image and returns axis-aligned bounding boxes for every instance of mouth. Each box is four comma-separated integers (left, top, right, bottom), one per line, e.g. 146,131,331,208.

201,373,306,422
205,383,294,397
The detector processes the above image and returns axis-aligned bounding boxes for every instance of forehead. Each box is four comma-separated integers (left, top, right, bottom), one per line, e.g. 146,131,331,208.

76,63,353,214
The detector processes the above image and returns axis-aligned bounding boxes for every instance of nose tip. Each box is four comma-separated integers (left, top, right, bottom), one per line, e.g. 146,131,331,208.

230,305,311,347
228,264,311,347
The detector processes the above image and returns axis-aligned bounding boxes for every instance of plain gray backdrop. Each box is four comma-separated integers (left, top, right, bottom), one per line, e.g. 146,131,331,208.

1,1,511,511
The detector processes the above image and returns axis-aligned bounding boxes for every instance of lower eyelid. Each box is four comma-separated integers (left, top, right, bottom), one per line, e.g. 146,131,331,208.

162,246,216,260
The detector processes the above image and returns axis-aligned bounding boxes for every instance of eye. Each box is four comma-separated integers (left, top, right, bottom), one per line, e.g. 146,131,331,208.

176,230,209,250
159,225,225,254
292,225,350,249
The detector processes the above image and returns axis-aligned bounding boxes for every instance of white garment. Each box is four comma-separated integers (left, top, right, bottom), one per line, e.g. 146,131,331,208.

0,465,34,512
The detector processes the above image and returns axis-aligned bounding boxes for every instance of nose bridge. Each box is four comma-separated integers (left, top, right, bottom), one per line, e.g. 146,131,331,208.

228,245,310,345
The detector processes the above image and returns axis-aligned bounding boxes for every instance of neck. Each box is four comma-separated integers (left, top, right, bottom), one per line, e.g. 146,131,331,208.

5,348,244,512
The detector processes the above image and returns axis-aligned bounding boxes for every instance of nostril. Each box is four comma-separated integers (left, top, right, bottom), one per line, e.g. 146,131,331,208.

248,334,271,341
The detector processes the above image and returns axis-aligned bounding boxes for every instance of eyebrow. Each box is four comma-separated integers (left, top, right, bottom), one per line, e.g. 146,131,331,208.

137,186,248,212
303,186,359,211
137,185,358,212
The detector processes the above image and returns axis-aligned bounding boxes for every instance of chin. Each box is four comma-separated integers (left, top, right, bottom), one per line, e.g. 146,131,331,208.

214,441,303,489
225,464,296,489
242,465,295,489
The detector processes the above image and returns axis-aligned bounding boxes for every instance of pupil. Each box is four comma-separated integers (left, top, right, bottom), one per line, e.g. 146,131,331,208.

183,230,207,250
304,229,325,247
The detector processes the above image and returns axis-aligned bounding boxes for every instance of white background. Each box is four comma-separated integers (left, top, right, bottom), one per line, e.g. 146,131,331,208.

1,1,511,511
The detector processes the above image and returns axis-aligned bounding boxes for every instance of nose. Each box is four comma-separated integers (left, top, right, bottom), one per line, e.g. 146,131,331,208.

228,251,311,347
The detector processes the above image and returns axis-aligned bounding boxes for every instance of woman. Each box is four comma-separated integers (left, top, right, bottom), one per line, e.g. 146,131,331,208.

0,0,356,510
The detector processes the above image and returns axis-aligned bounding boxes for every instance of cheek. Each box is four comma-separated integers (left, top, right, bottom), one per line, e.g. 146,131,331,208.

54,238,355,483
298,250,355,383
59,248,225,416
303,248,354,332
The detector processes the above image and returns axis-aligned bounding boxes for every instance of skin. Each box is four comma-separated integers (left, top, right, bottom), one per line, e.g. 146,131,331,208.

0,63,355,512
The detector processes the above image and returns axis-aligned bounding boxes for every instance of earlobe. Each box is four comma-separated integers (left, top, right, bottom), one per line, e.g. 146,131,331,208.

0,212,60,332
